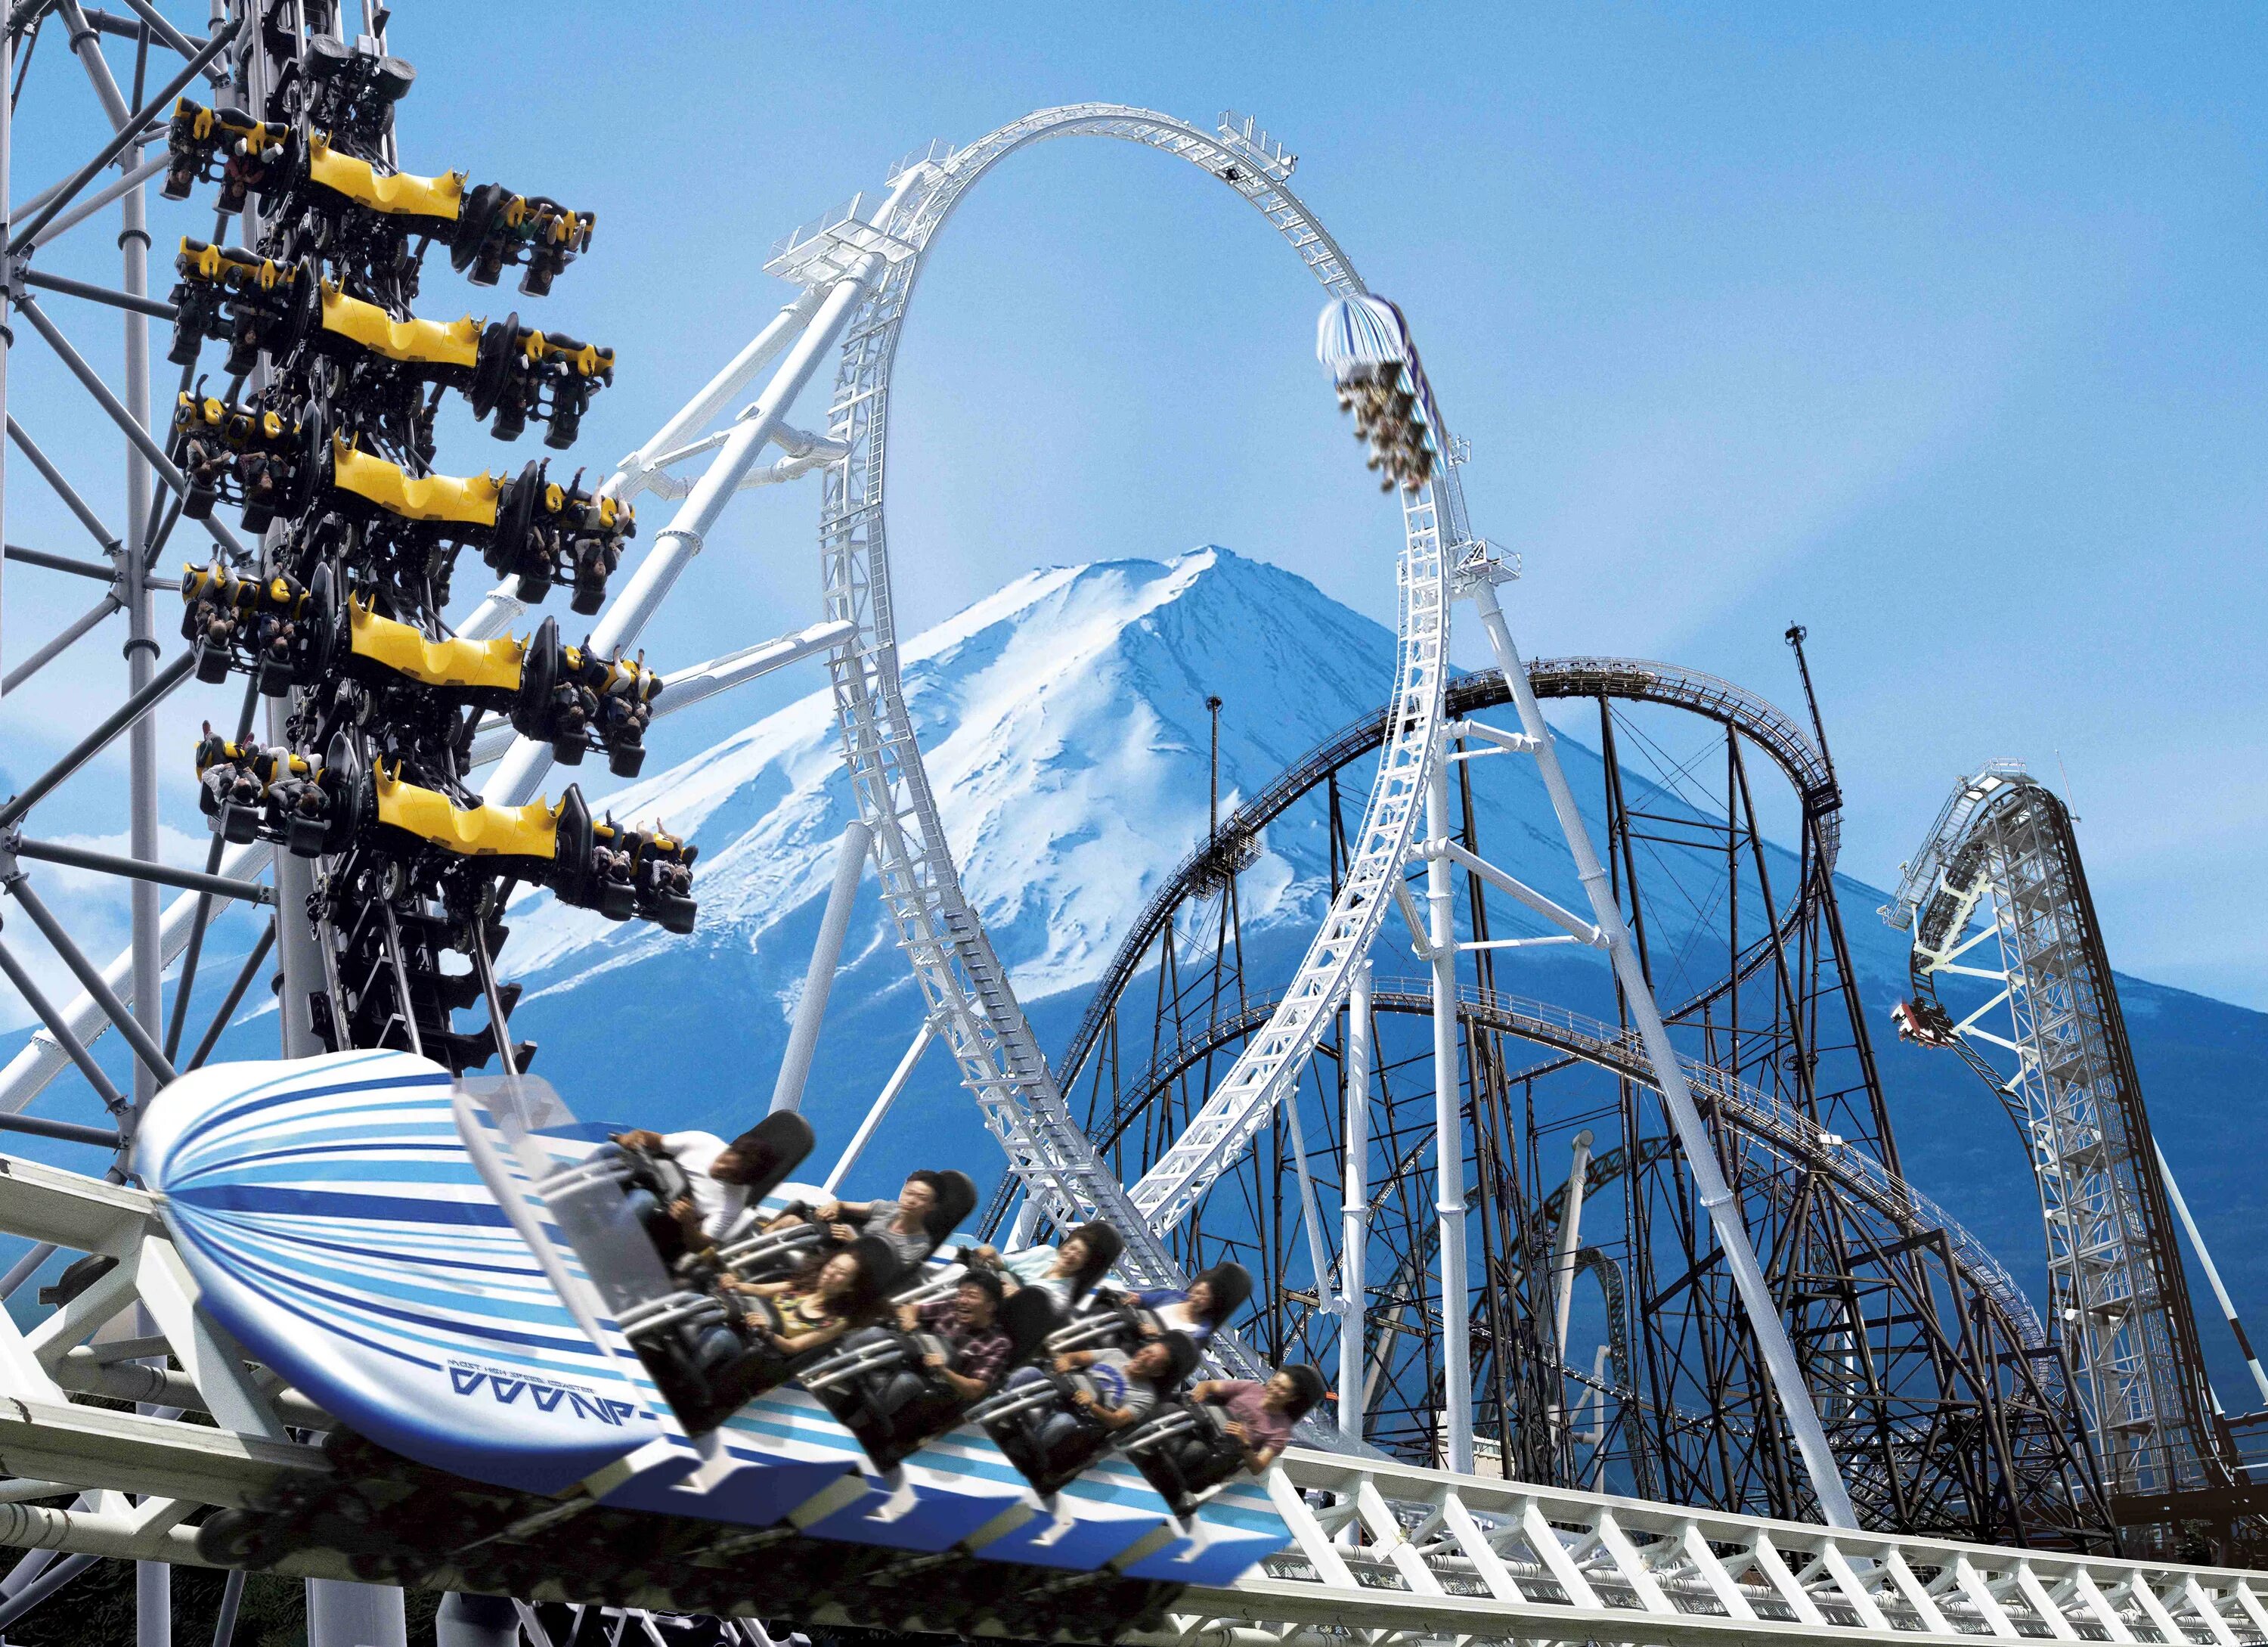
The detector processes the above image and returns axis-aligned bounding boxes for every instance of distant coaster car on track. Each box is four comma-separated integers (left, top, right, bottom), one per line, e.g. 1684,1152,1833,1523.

135,1050,1290,1605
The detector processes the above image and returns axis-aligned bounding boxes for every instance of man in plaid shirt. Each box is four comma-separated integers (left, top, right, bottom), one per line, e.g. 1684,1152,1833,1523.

899,1269,1015,1401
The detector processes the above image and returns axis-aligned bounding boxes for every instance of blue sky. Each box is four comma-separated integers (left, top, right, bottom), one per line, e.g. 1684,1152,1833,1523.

2,3,2263,1003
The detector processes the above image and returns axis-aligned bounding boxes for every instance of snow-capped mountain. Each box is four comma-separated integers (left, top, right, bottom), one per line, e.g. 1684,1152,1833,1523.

505,547,1396,1012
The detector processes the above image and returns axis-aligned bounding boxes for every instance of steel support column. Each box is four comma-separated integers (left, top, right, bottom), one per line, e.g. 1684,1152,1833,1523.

1340,960,1372,1441
1467,572,1860,1529
770,819,873,1116
1427,757,1472,1473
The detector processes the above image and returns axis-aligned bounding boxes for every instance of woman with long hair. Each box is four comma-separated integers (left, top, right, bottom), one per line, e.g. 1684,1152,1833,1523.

1122,1261,1252,1343
730,1238,893,1356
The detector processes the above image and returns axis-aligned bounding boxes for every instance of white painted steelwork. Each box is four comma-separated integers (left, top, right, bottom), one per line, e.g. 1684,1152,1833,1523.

0,1151,2261,1646
1887,764,2228,1500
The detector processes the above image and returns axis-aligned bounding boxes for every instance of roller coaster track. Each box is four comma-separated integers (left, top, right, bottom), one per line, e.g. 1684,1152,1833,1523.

1887,763,2232,1509
0,1152,2262,1647
1076,972,2122,1543
1055,656,1843,1103
764,104,1464,1293
1089,979,2044,1354
0,38,2252,1633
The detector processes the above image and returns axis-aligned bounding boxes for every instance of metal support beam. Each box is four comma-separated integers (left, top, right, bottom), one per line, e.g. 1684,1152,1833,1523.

4,873,175,1089
17,151,166,251
770,819,872,1115
0,841,263,1114
7,415,123,555
19,265,172,318
1549,1127,1594,1437
5,541,116,581
0,1113,119,1146
13,295,243,560
1338,959,1372,1441
2,587,119,693
821,1017,936,1195
187,923,270,1072
0,935,129,1115
3,14,233,250
1466,572,1860,1529
2156,1141,2268,1410
5,835,272,904
0,641,188,831
1425,757,1472,1474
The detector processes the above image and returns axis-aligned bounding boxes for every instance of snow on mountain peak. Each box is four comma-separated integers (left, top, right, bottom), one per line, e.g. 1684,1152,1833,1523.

506,546,1401,1007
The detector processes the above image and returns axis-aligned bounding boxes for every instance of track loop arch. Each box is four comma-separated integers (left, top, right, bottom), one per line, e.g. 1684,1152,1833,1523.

803,106,1466,1283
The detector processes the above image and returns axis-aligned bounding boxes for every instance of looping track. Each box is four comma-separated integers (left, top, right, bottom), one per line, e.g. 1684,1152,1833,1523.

805,105,1401,1290
1089,977,2043,1352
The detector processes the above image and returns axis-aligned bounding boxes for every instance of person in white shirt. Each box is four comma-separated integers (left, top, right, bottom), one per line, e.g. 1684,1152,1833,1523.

611,1127,774,1258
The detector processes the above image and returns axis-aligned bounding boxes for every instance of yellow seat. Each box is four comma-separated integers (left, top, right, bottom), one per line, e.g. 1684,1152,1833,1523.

347,598,522,693
321,283,480,369
306,134,464,222
371,767,557,861
330,437,500,526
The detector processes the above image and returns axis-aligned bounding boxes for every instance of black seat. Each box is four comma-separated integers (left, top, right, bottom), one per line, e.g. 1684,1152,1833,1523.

924,1170,978,1247
1202,1261,1254,1326
811,1281,1063,1469
735,1111,816,1203
613,1148,697,1265
1124,1400,1250,1509
609,1115,814,1271
996,1284,1063,1364
627,1234,903,1435
975,1328,1200,1494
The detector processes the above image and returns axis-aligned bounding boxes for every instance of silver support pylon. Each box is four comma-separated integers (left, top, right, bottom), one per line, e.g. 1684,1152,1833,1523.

1548,1127,1594,1439
770,819,874,1115
822,1018,937,1194
1425,758,1473,1474
1464,568,1862,1529
1339,960,1372,1441
2157,1141,2268,1411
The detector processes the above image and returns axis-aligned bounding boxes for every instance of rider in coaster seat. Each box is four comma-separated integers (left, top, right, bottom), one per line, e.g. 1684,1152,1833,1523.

1069,1261,1253,1357
757,1168,977,1273
606,1113,813,1269
965,1220,1123,1314
1124,1261,1253,1344
1126,1362,1325,1509
801,1267,1045,1466
977,1329,1199,1493
631,1235,900,1434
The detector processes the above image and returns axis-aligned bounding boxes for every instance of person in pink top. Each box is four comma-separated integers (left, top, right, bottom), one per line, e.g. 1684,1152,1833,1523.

1188,1363,1326,1474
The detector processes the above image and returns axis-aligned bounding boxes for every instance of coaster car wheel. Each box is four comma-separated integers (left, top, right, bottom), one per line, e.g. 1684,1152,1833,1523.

468,313,516,422
451,181,511,284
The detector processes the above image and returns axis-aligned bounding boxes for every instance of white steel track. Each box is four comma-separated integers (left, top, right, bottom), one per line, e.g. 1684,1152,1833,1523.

0,1154,2261,1647
1126,507,1448,1235
773,105,1466,1288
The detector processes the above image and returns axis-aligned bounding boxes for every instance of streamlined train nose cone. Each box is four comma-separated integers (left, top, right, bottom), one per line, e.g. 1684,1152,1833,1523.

137,1050,668,1495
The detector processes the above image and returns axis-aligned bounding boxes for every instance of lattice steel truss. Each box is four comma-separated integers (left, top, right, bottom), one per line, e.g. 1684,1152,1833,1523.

1888,764,2233,1527
1042,664,2113,1549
